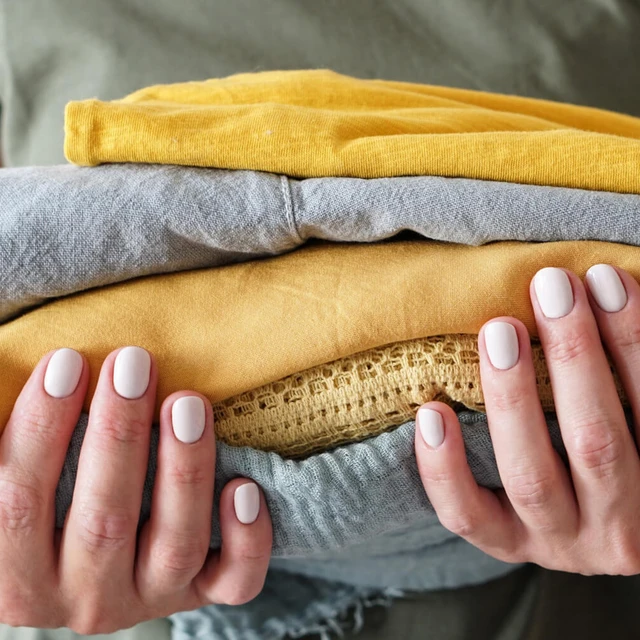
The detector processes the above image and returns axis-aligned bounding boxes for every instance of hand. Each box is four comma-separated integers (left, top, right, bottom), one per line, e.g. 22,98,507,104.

0,347,272,633
415,264,640,575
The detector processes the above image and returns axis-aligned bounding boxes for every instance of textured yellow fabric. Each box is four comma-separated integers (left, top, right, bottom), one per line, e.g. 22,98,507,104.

64,70,640,193
1,239,639,432
213,334,628,457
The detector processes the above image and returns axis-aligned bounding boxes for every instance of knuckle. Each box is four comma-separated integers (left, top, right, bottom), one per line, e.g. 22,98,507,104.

0,478,43,532
13,406,57,442
422,467,455,486
168,462,209,488
0,591,29,627
570,420,623,477
439,510,480,538
489,388,529,414
69,610,119,637
233,540,271,564
609,321,640,352
607,529,640,576
75,503,135,552
91,411,149,451
498,544,527,566
0,585,59,628
152,536,209,577
505,468,555,510
218,580,264,606
544,326,594,367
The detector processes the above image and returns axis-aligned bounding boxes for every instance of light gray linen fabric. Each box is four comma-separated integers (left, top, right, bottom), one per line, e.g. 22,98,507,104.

51,409,634,640
3,163,640,322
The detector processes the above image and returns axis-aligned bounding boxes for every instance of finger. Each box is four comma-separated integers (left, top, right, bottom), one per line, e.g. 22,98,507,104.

192,479,272,607
137,392,215,602
584,265,640,446
479,319,577,534
60,346,156,598
531,267,640,518
414,402,522,564
0,349,87,576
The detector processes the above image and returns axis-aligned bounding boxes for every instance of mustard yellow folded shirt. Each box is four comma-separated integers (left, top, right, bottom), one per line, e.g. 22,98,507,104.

2,239,640,430
64,70,640,193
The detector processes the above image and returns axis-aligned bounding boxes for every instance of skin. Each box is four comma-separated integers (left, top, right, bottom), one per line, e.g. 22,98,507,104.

1,263,637,631
416,264,640,575
0,348,273,634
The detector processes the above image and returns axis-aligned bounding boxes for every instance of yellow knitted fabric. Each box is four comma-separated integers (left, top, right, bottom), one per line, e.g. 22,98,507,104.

64,70,640,193
1,239,639,432
213,334,628,458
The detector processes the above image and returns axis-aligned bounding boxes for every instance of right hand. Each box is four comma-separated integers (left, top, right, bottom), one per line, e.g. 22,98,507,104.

0,346,273,633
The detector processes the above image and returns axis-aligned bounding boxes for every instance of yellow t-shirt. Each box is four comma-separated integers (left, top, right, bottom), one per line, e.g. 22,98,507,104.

65,69,640,193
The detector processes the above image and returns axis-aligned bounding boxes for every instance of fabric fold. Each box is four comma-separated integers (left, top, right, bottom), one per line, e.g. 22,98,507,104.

4,239,640,430
52,406,634,591
5,164,640,325
63,70,640,193
211,334,628,457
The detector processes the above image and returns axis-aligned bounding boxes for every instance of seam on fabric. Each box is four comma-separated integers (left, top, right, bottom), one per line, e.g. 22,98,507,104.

280,175,303,243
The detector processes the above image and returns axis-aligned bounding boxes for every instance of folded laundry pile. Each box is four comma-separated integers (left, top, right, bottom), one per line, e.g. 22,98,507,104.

3,70,640,640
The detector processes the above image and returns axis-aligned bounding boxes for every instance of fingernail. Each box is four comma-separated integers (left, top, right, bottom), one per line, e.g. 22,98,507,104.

172,396,206,444
484,322,519,370
234,482,260,524
44,348,83,398
586,264,627,313
534,268,574,318
417,408,445,448
113,346,151,399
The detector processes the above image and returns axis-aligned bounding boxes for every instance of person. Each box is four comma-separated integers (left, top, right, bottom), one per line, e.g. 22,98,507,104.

2,1,640,638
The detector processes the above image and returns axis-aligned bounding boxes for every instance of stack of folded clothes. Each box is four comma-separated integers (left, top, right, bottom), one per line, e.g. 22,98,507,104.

2,70,640,640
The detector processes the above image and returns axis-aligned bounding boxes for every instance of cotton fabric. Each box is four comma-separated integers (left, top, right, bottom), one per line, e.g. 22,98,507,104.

63,70,640,194
4,238,640,432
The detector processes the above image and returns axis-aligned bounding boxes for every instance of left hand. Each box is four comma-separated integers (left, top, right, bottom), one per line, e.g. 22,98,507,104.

414,264,640,575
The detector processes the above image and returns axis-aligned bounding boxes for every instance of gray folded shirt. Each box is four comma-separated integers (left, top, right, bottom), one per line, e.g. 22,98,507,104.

3,163,640,322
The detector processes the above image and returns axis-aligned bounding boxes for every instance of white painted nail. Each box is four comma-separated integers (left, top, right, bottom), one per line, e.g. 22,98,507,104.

417,408,445,448
485,322,519,370
534,268,574,318
234,483,260,524
44,348,83,398
113,346,151,399
586,264,627,313
172,396,206,444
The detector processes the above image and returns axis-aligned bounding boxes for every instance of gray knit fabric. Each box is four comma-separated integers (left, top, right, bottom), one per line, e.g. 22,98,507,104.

3,163,640,322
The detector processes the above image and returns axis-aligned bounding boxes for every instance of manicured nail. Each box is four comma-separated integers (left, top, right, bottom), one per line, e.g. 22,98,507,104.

234,483,260,524
113,346,151,399
586,264,627,313
484,322,519,370
534,268,574,318
172,396,206,443
44,348,83,398
417,408,445,448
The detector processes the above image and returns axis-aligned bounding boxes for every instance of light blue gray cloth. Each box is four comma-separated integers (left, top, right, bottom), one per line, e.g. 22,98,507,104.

3,163,640,322
4,164,640,638
54,409,635,640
